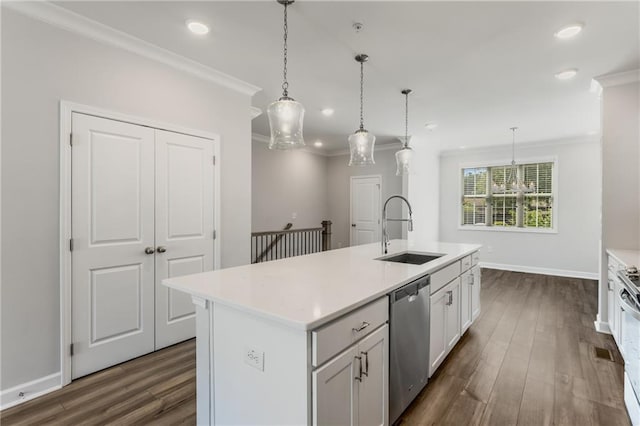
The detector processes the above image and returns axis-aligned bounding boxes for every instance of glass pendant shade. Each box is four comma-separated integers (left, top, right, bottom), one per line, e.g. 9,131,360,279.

267,97,305,149
395,146,413,176
348,129,376,166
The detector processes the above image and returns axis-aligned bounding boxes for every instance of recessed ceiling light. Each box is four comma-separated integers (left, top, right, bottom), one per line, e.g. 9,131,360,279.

554,23,584,39
425,123,438,130
555,69,578,80
314,140,323,147
321,108,334,117
187,20,209,35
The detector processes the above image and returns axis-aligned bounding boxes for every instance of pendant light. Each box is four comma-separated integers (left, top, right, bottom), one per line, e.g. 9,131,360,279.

348,54,376,166
492,127,535,193
395,89,414,176
267,0,305,150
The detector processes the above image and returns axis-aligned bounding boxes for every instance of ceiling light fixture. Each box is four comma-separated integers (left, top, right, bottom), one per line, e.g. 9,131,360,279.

425,123,438,130
321,108,334,117
492,127,535,194
314,141,323,147
554,23,583,39
555,69,578,80
267,0,305,150
186,20,209,35
395,89,413,176
348,54,375,166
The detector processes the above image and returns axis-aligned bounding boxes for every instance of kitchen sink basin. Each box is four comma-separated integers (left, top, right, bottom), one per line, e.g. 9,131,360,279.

377,251,444,265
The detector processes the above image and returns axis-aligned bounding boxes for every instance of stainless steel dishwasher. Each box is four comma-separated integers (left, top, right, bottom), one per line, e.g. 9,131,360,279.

389,274,430,424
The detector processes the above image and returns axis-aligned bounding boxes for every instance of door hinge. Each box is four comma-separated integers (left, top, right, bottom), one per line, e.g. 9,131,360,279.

212,156,216,165
69,133,73,146
70,343,74,356
69,238,74,251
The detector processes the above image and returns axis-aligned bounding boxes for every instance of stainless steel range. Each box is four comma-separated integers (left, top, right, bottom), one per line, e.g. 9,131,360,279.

617,266,640,425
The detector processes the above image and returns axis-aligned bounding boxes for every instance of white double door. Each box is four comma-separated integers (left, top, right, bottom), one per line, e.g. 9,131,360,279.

71,113,214,379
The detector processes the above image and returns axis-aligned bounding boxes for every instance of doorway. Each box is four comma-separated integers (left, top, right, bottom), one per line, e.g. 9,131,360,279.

350,175,382,246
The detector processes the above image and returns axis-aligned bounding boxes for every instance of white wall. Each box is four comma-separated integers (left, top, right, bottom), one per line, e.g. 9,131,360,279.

252,140,329,231
327,149,403,249
1,10,253,392
407,142,440,244
439,139,601,277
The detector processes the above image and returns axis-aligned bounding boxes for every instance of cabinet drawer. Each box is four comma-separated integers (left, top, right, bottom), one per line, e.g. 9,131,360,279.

471,251,480,266
431,261,461,294
461,255,472,272
312,296,388,367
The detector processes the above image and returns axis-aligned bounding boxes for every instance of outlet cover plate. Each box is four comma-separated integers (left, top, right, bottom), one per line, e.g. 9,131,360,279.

244,346,265,371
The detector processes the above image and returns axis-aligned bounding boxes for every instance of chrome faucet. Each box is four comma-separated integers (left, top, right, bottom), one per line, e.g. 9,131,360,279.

382,195,414,254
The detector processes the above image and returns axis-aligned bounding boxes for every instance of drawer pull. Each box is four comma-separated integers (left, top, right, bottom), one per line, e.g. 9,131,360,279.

352,321,370,333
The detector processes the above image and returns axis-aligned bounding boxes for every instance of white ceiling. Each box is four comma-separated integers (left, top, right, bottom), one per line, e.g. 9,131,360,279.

54,1,639,153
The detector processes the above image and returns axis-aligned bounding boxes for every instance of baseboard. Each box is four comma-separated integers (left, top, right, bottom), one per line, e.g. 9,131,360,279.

479,262,599,280
0,372,61,410
594,320,612,334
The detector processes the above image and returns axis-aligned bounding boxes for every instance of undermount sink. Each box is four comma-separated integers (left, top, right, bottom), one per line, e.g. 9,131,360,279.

377,251,444,265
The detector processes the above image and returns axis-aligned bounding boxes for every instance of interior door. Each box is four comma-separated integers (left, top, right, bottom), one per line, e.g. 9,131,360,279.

71,113,156,379
154,130,215,349
350,176,381,246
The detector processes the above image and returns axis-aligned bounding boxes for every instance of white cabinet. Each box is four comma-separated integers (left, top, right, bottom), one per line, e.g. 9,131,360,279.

471,265,481,321
460,270,472,333
313,324,389,426
429,278,461,376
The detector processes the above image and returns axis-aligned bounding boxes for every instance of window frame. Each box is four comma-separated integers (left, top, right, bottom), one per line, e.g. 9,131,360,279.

458,156,558,234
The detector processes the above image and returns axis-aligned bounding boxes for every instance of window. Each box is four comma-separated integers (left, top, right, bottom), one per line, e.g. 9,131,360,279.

461,161,554,230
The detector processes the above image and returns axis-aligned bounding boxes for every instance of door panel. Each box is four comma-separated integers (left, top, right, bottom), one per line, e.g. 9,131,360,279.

358,325,388,426
313,345,358,426
155,130,214,349
446,279,461,350
72,113,155,379
429,290,447,376
350,176,381,246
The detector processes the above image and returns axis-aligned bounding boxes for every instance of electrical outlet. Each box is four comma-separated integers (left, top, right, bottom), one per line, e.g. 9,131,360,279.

244,347,264,371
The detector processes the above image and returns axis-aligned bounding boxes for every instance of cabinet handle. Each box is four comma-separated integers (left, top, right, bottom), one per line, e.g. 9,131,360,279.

352,321,370,333
361,351,369,377
469,274,474,285
608,279,614,291
446,290,453,306
355,356,363,382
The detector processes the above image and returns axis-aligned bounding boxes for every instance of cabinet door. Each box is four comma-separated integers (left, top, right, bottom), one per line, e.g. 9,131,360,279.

429,288,448,377
460,271,472,333
471,266,481,321
608,275,615,335
445,278,461,351
357,325,389,426
613,279,622,347
313,345,359,426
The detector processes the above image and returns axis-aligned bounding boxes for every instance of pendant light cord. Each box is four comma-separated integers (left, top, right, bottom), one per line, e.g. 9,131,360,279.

282,2,289,97
359,60,364,130
404,92,409,148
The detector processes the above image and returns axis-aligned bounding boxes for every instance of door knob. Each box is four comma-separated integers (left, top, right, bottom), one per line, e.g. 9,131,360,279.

352,224,356,227
144,247,155,255
156,246,167,253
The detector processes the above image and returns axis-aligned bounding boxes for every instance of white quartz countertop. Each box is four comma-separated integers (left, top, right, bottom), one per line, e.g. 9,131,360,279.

164,240,481,330
607,248,640,268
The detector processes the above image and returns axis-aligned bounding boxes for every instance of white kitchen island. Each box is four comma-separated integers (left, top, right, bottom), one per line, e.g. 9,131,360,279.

164,240,481,425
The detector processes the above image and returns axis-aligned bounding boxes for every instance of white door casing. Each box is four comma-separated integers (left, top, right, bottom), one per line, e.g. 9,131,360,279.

154,130,214,350
350,175,381,246
71,113,156,379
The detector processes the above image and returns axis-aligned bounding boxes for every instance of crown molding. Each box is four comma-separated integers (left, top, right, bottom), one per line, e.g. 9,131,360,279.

595,69,640,88
250,107,263,119
3,1,262,96
439,134,599,157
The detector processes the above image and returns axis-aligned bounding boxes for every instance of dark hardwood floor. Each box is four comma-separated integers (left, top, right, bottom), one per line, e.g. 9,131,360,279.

1,269,629,425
